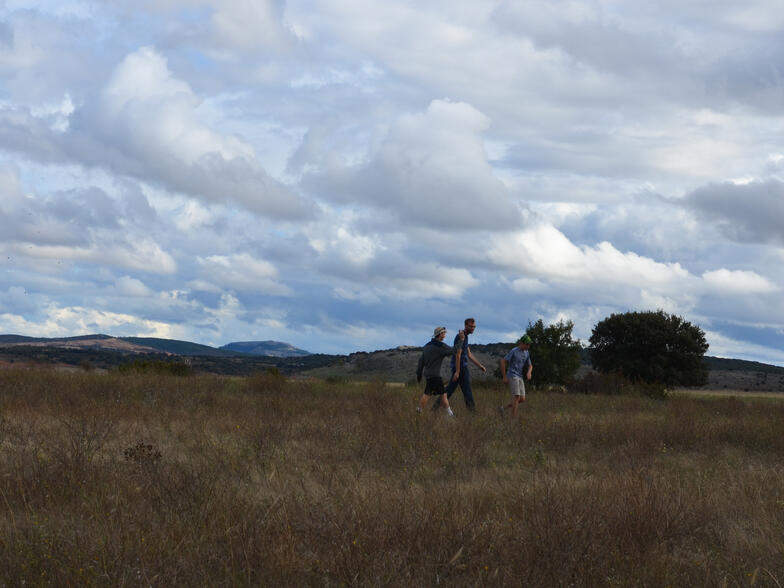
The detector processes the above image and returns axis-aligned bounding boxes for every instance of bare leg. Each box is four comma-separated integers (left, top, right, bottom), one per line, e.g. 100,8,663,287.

510,395,525,417
440,393,451,410
418,394,429,411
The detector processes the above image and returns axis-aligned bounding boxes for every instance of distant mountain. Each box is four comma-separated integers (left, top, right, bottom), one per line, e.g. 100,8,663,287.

121,337,238,357
220,341,311,357
703,355,784,374
0,334,237,356
0,334,159,353
0,334,310,358
0,334,114,344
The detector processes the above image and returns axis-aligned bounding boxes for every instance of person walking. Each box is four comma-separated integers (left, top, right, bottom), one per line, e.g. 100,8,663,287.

416,326,463,417
498,334,533,417
435,317,486,412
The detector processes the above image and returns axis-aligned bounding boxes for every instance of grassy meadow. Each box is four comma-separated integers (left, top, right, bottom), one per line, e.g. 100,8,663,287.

1,368,784,586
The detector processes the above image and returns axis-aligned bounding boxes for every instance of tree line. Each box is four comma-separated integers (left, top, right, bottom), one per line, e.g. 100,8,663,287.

523,309,709,390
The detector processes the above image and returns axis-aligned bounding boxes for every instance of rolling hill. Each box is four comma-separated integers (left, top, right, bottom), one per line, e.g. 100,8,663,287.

219,341,311,357
1,334,782,391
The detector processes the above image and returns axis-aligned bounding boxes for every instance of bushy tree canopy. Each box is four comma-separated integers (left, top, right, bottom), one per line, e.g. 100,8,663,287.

589,310,709,386
525,319,582,387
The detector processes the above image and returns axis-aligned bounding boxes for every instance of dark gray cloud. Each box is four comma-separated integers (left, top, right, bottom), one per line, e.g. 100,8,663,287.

301,99,524,230
0,183,119,248
0,46,315,221
0,19,12,47
682,179,784,244
491,2,683,79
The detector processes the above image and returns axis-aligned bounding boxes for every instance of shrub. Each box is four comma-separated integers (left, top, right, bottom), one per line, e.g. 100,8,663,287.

567,372,668,399
589,310,708,386
115,360,192,377
525,319,582,387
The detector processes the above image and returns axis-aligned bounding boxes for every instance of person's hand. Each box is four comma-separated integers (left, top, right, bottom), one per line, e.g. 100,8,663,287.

503,377,508,384
452,372,460,382
526,373,532,381
457,329,465,340
480,365,487,373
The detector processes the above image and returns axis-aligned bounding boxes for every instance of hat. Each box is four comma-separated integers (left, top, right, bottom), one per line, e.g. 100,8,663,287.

518,334,533,345
433,326,447,337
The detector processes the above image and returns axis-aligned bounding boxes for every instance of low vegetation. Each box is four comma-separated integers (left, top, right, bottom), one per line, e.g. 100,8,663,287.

590,310,709,387
0,345,343,375
1,368,783,586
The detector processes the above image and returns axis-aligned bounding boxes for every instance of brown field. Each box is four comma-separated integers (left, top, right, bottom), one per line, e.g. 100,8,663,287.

1,368,784,586
673,388,784,401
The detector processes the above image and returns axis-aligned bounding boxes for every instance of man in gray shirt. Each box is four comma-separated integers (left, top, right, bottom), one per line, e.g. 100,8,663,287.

416,326,464,416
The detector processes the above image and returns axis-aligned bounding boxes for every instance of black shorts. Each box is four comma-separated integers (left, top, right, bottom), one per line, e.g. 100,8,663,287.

424,376,445,396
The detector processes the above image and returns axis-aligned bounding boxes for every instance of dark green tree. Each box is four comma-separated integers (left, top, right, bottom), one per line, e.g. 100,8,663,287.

524,319,582,387
589,310,709,386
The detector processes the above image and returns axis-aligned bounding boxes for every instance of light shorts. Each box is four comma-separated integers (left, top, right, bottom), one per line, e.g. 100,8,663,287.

508,376,526,398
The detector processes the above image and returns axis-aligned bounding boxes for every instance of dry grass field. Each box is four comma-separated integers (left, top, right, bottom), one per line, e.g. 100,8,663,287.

1,368,784,586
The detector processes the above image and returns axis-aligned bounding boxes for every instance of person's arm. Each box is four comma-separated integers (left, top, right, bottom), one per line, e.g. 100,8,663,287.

526,360,533,381
442,331,464,358
450,332,465,381
467,347,486,373
500,357,508,383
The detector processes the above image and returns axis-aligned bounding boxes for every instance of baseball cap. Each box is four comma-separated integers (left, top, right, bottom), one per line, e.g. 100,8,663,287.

434,326,447,337
518,334,533,344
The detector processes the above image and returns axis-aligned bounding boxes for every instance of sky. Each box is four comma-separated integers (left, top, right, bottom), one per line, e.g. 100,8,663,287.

1,0,784,364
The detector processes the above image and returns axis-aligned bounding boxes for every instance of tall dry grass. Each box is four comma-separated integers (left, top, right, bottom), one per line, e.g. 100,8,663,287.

1,367,783,586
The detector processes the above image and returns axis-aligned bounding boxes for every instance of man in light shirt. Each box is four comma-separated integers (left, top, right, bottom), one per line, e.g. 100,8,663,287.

498,334,533,417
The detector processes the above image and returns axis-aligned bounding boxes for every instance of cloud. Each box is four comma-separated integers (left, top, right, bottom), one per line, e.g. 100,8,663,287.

701,269,779,294
298,210,481,300
0,304,179,339
490,223,692,288
703,329,784,366
330,262,479,303
14,240,177,275
209,0,293,54
302,99,524,230
111,275,153,298
98,47,253,164
0,46,314,220
491,1,681,79
0,286,38,315
682,179,784,245
0,170,176,275
0,163,25,205
195,253,291,295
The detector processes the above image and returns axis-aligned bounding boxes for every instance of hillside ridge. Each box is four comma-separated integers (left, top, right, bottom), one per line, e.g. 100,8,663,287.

1,334,782,391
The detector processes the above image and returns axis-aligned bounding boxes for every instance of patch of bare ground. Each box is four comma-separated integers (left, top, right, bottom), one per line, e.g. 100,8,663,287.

705,369,784,392
1,368,783,585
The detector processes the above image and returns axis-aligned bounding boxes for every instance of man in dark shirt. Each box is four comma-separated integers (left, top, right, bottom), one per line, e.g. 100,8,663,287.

434,317,486,412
